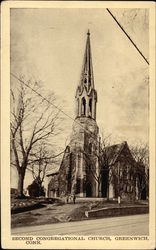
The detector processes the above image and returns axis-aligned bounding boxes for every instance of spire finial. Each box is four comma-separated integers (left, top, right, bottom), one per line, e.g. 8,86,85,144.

87,29,90,36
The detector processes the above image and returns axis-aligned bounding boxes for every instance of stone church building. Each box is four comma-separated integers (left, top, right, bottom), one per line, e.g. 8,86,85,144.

47,31,147,200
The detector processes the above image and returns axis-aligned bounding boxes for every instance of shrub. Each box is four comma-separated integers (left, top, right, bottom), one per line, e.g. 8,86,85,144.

27,179,45,197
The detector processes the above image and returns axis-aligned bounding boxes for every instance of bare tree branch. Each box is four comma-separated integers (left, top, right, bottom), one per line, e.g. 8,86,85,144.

10,77,62,197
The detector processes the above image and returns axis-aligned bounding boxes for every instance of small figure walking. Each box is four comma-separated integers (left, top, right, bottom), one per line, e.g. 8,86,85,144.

73,194,76,204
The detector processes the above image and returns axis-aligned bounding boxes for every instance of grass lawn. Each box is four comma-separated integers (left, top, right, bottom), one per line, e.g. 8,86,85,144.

11,197,148,228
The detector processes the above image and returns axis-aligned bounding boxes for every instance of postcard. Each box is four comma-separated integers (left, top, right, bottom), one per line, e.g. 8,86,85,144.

1,1,155,249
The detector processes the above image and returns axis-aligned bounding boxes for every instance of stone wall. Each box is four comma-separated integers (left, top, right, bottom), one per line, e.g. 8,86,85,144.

85,205,149,218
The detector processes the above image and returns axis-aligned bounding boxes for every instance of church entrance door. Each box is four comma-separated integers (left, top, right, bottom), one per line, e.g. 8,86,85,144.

86,182,92,197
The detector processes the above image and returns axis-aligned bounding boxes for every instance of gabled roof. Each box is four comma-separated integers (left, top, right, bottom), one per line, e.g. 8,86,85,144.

105,141,135,165
46,166,60,176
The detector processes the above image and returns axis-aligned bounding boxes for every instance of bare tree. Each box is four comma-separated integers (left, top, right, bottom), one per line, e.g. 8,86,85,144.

29,143,64,190
130,142,149,168
29,145,50,189
10,77,62,197
130,142,149,198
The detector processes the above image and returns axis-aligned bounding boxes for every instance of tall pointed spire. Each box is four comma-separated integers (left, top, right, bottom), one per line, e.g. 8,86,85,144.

79,29,94,93
75,30,97,120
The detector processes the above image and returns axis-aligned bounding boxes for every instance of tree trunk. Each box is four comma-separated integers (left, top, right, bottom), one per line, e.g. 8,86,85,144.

98,181,101,197
106,181,109,201
17,168,26,198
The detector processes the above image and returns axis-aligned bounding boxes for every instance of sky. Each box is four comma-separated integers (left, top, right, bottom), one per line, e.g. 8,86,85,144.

11,7,149,154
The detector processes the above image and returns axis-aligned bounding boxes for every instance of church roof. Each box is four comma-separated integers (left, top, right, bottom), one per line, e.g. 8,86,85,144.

46,166,60,176
105,141,135,165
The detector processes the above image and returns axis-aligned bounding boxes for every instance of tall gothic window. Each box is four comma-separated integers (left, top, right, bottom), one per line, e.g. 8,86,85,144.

76,178,81,194
89,99,92,116
82,97,86,116
67,153,72,193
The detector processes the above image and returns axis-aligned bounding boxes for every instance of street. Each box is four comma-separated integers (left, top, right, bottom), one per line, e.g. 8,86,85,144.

12,214,149,235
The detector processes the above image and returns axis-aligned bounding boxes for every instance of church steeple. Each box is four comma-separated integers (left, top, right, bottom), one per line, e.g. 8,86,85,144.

80,29,94,91
76,30,97,120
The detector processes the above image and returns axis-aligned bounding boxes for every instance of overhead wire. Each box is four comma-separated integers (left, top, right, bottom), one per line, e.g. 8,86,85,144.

106,8,149,65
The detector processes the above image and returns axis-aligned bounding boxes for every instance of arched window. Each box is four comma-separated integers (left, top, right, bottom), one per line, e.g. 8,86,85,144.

84,78,87,84
89,99,92,116
67,153,72,193
82,97,86,116
76,178,81,194
66,146,70,153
